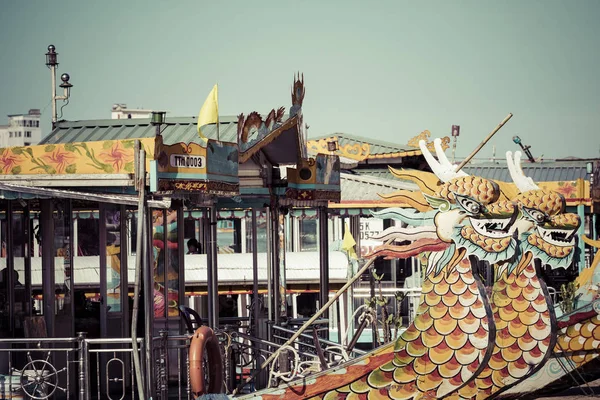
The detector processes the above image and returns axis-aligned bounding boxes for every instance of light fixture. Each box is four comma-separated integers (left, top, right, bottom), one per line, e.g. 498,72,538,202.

151,111,167,125
59,73,72,97
512,135,535,163
45,45,73,128
45,44,58,67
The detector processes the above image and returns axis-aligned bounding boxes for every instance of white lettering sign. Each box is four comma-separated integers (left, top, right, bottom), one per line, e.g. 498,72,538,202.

170,155,206,169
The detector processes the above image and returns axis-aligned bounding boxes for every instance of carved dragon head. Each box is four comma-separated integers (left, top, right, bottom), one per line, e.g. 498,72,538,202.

506,151,580,271
369,138,518,274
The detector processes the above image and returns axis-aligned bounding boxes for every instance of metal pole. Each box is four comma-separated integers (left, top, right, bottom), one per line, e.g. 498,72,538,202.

6,201,14,334
265,208,272,323
272,207,281,325
24,204,32,320
207,206,219,328
144,204,155,397
131,145,146,400
51,64,57,126
455,113,513,172
41,199,55,337
251,209,260,376
318,207,330,322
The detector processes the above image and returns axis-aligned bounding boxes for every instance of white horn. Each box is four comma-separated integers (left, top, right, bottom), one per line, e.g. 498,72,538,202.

419,139,466,183
434,138,467,178
506,151,538,193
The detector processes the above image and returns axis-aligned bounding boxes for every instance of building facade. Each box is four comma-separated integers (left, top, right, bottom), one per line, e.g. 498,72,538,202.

111,103,156,119
0,109,42,147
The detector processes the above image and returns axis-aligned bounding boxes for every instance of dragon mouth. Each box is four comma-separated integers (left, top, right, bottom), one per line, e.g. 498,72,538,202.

536,226,576,246
469,217,513,238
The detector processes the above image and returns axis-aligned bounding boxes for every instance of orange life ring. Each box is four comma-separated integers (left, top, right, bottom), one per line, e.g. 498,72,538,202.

189,326,223,396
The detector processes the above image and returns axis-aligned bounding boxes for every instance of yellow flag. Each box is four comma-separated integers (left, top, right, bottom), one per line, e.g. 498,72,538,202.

197,84,218,141
342,222,358,260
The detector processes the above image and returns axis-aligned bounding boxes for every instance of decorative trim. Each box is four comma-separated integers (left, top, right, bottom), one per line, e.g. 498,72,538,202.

407,130,450,152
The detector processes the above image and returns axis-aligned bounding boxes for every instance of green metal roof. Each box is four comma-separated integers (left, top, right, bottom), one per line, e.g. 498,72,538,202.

355,160,592,182
41,116,241,146
310,132,418,156
463,161,591,182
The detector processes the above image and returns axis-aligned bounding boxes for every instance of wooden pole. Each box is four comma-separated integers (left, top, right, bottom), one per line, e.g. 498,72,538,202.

233,239,393,395
455,113,513,172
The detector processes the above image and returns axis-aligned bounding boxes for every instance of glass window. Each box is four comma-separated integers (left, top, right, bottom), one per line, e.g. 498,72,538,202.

152,209,180,320
105,206,122,313
53,199,74,335
217,219,235,252
244,214,267,253
299,219,317,251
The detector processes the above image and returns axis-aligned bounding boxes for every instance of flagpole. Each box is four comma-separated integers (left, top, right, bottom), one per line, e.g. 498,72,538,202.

216,84,220,142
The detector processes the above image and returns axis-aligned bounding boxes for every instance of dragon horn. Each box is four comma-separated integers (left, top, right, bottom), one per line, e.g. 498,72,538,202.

419,139,467,183
506,151,539,193
434,138,465,178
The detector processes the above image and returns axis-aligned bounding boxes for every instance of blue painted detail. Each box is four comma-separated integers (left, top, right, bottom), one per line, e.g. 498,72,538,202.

240,187,271,195
288,183,341,190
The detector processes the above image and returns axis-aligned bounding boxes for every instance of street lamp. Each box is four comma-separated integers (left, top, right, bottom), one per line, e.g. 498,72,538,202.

45,45,73,129
512,135,536,163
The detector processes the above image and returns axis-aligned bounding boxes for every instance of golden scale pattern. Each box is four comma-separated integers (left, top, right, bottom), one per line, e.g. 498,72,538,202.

555,314,600,368
448,258,552,400
514,191,564,216
437,177,500,204
460,226,512,253
259,176,513,399
447,188,574,399
315,256,491,400
527,234,573,258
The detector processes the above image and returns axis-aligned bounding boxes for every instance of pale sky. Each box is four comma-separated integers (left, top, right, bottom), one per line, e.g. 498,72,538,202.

1,0,599,160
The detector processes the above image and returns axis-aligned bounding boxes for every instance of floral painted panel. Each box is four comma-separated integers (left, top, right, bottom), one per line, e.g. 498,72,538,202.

0,138,155,176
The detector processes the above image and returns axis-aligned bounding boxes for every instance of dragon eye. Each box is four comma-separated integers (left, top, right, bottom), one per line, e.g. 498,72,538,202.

523,207,547,224
454,193,482,215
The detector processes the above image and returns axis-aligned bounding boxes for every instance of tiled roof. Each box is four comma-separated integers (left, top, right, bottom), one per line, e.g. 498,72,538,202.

340,172,418,201
310,133,419,156
41,116,241,145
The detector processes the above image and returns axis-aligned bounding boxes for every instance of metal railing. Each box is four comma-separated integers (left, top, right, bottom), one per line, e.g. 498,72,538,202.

0,334,144,400
0,321,372,399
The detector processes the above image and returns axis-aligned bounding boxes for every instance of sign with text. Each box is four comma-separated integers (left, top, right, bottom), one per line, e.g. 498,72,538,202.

169,154,205,169
359,218,384,257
